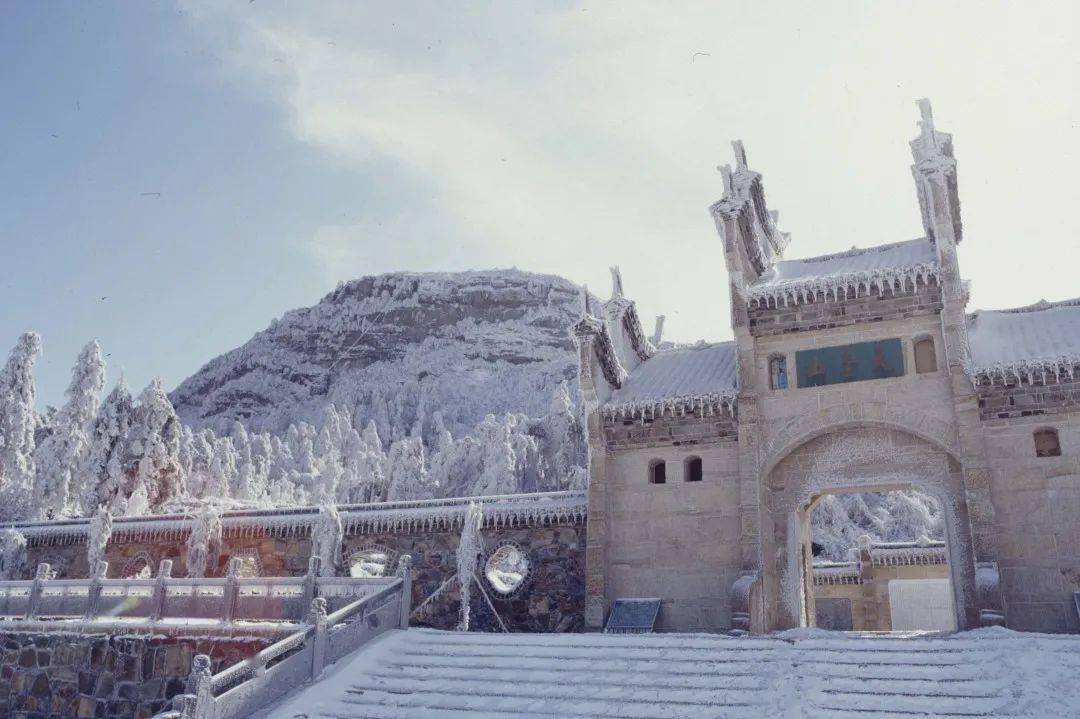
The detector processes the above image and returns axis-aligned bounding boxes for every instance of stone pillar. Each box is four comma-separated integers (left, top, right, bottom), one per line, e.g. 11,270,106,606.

396,554,413,629
575,322,613,632
910,99,990,628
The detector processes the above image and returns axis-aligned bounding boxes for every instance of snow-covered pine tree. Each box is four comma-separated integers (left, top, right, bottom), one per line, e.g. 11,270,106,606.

86,505,112,576
34,341,106,518
386,437,431,501
185,507,222,578
207,436,237,500
248,432,272,501
536,381,587,491
128,379,184,511
0,332,42,520
312,449,342,506
230,421,256,500
79,379,135,514
312,504,342,577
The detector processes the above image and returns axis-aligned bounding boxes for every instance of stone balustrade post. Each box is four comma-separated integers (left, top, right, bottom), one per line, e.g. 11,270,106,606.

223,557,242,623
302,555,322,617
83,561,108,620
309,596,329,679
150,559,173,621
186,653,214,719
395,554,413,629
25,562,51,620
171,693,197,719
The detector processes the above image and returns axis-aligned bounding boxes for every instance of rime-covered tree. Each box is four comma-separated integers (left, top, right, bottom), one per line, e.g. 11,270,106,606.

0,332,42,520
79,379,135,514
385,437,431,501
34,341,106,518
186,507,222,578
312,450,342,506
0,528,27,580
86,505,113,576
536,381,587,491
207,436,237,499
312,504,342,577
127,379,184,511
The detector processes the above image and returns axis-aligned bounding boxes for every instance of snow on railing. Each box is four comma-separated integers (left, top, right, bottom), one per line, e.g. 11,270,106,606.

812,540,947,585
0,555,395,626
868,540,947,566
603,392,738,423
745,262,941,309
159,556,412,719
812,561,861,586
1,490,588,545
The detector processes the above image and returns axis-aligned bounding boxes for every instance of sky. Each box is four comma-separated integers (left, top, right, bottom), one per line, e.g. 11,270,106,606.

2,1,1079,410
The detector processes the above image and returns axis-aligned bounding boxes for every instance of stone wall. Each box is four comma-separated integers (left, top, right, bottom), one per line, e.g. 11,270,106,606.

0,631,272,719
344,524,585,633
18,516,587,635
814,562,951,631
979,412,1080,632
976,375,1080,421
747,280,942,338
600,440,742,632
602,412,737,450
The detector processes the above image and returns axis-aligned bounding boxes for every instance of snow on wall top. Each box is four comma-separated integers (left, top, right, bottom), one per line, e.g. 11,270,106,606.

605,342,737,416
967,297,1080,381
746,238,939,306
4,491,588,544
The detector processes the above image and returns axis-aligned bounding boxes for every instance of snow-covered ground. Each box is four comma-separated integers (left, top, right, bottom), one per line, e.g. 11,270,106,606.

260,627,1080,718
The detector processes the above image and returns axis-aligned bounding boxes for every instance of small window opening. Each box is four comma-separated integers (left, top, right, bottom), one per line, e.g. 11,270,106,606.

769,356,788,390
649,460,666,484
1034,429,1061,457
914,338,937,374
685,456,703,482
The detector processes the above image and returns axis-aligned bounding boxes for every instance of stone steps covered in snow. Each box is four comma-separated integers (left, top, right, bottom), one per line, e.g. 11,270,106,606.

260,627,1080,719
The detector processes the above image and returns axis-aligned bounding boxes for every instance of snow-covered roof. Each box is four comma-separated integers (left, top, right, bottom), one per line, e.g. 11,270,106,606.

605,342,737,418
967,298,1080,382
746,238,940,307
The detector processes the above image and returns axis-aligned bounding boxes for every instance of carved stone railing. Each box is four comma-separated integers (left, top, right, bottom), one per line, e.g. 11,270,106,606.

0,555,394,626
156,556,412,719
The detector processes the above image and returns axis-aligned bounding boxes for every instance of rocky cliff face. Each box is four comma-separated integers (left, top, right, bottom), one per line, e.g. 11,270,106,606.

170,270,585,443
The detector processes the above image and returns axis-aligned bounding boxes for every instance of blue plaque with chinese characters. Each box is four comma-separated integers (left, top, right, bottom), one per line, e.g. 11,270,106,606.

796,339,904,388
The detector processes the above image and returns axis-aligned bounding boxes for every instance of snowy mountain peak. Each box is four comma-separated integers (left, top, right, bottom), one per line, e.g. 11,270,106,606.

170,269,587,442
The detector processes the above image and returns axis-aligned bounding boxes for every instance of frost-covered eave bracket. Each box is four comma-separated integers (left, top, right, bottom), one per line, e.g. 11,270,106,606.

603,391,738,423
745,262,941,309
972,354,1080,386
3,491,589,544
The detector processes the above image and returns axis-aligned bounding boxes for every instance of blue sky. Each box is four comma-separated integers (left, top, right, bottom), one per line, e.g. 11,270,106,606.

3,1,1079,409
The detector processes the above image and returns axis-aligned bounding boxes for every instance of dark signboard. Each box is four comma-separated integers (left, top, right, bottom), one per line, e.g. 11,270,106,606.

796,338,904,388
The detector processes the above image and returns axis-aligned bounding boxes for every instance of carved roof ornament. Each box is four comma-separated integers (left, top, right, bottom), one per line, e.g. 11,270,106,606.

650,315,665,346
709,140,790,281
910,98,962,245
609,266,624,300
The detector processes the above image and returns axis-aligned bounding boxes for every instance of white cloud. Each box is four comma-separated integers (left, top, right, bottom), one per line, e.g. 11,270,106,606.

182,1,1080,341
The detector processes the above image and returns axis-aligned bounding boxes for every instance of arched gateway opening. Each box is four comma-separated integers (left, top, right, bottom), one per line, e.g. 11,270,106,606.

807,488,955,631
761,427,978,632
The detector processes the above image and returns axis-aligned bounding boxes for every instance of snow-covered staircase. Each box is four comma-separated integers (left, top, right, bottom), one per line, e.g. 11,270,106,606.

262,628,1080,718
